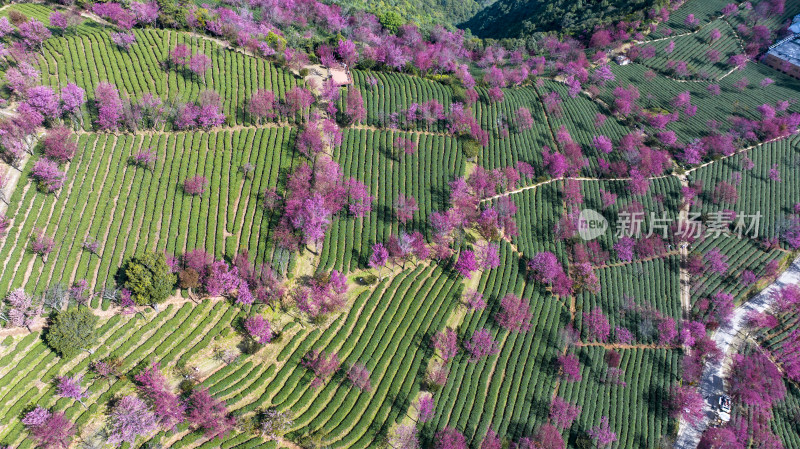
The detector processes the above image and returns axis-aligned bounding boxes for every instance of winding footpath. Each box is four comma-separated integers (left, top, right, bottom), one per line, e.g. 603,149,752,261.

675,254,800,449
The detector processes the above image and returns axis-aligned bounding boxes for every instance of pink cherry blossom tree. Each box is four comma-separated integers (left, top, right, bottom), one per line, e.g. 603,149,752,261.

495,294,532,332
588,416,617,448
23,407,75,449
558,352,582,382
29,228,55,258
248,89,276,123
368,242,389,278
186,387,235,439
131,147,157,170
18,19,51,51
728,352,785,408
42,127,77,163
110,32,136,51
5,288,40,329
433,328,459,361
454,250,479,278
95,82,123,131
668,385,704,425
107,395,158,445
60,82,85,120
189,53,211,78
390,425,420,449
417,394,434,423
704,248,729,275
435,427,467,449
394,194,418,226
244,315,272,344
30,158,65,193
347,362,371,391
345,88,366,124
582,308,611,342
550,396,581,429
475,242,500,271
302,349,341,388
284,86,315,121
515,107,534,131
56,374,87,406
528,251,565,285
170,44,191,67
183,176,208,196
134,363,185,429
480,429,502,449
25,85,60,120
465,328,499,362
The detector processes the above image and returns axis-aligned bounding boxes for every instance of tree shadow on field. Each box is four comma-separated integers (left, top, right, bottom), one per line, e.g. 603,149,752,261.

430,184,450,210
353,246,367,269
667,256,680,276
576,348,594,373
650,349,673,383
378,138,400,163
528,395,553,423
646,382,668,417
633,432,649,449
375,203,394,229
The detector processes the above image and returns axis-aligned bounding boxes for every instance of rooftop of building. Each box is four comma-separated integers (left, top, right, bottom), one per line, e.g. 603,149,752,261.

767,35,800,66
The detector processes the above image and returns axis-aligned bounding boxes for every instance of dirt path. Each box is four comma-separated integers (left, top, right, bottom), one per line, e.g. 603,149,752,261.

630,2,746,83
0,104,39,216
480,132,796,206
348,123,452,138
0,294,227,338
674,254,800,449
575,342,679,349
74,121,293,137
677,174,692,316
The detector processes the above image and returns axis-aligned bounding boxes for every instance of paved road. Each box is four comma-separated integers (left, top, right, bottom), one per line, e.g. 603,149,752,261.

675,255,800,449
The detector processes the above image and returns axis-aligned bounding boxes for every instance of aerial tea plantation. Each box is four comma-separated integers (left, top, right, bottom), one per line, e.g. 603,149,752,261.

0,0,799,448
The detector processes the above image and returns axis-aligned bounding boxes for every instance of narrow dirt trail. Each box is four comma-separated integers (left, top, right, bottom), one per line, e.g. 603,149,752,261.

677,174,692,315
479,132,796,206
674,254,800,449
0,294,227,338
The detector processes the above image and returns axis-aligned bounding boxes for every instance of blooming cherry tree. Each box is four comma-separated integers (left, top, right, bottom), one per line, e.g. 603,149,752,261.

668,385,704,425
433,328,459,361
244,315,272,344
465,328,499,362
187,387,235,439
417,394,434,423
56,374,87,406
550,396,581,429
588,416,617,448
23,407,75,449
347,362,371,391
495,294,532,332
107,395,158,445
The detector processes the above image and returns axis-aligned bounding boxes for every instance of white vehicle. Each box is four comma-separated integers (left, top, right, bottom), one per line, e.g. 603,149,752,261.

719,395,731,413
716,395,732,422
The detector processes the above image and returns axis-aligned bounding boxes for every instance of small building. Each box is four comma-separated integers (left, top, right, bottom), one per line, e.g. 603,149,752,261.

764,35,800,79
614,55,630,66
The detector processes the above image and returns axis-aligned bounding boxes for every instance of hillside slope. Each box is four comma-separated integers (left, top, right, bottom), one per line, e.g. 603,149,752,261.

341,0,494,28
460,0,658,38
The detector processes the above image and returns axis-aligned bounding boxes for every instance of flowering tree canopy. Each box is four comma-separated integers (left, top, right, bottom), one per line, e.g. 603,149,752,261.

588,416,617,448
107,395,158,445
187,387,235,439
23,407,75,449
